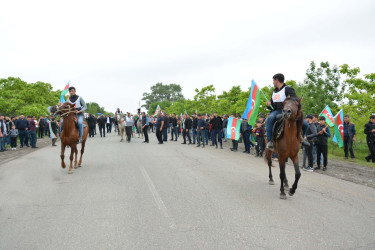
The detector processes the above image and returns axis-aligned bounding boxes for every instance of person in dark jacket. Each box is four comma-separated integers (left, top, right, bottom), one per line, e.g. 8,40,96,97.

97,115,107,137
50,118,58,146
170,113,178,141
141,112,149,143
15,115,30,148
211,112,223,149
162,112,169,142
343,115,356,160
182,114,192,144
196,114,206,148
38,115,45,139
254,121,265,157
155,112,164,144
364,114,375,163
87,114,96,137
192,114,198,144
240,118,252,153
303,115,317,171
222,115,228,142
314,116,331,171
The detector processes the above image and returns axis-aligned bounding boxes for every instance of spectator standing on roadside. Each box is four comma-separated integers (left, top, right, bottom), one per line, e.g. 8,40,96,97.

314,116,331,171
15,114,29,148
9,125,18,150
343,115,356,161
29,116,38,148
38,115,45,139
364,114,375,163
50,118,58,146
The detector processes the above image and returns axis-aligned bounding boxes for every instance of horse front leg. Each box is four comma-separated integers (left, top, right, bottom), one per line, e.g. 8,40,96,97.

61,144,66,168
289,155,301,196
68,146,74,174
279,158,287,199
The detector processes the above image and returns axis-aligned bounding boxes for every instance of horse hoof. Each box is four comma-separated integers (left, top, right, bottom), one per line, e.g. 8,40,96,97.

288,190,294,196
269,180,275,185
78,165,82,167
280,193,287,199
68,171,73,174
62,166,66,169
74,166,78,169
284,185,289,192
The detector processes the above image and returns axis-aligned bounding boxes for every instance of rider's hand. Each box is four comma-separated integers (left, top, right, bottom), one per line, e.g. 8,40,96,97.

266,101,271,107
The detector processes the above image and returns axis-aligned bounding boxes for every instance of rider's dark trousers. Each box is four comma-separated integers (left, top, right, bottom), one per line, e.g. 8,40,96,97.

143,125,149,142
162,128,168,141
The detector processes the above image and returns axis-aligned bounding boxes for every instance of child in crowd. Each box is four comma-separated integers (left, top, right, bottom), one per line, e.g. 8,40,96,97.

254,121,265,157
9,125,18,150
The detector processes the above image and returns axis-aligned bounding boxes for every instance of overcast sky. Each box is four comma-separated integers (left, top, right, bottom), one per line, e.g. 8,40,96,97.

1,0,374,113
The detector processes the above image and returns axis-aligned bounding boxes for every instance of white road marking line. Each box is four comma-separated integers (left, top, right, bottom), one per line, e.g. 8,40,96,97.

140,165,176,229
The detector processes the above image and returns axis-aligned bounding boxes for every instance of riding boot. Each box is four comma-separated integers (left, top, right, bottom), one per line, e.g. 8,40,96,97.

266,141,273,150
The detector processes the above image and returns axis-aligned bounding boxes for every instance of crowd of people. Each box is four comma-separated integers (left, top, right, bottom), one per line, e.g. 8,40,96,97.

1,75,374,169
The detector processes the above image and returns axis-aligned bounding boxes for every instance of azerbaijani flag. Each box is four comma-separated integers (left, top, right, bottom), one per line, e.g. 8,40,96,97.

319,105,335,127
48,121,57,139
332,109,344,147
153,105,161,116
242,80,260,126
59,81,70,105
226,117,241,141
185,110,187,115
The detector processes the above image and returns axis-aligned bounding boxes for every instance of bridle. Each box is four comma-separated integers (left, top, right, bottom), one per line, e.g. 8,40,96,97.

53,104,75,118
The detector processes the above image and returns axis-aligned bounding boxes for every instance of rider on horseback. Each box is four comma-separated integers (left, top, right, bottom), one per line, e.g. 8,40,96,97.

61,86,87,144
266,74,308,150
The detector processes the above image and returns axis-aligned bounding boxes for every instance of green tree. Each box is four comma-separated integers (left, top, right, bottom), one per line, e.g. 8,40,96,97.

86,102,108,115
0,77,60,116
142,83,184,110
339,64,375,141
300,61,344,115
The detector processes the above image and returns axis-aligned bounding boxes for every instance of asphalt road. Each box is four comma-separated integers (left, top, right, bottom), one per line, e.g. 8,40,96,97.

1,132,375,250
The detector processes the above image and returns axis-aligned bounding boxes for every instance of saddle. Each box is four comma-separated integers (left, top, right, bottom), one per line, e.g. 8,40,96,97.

272,114,285,142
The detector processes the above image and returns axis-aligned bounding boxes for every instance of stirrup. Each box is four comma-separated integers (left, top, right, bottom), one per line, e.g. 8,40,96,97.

266,141,274,150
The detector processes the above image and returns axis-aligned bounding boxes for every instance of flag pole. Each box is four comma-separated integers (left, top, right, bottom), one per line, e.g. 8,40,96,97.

253,80,273,110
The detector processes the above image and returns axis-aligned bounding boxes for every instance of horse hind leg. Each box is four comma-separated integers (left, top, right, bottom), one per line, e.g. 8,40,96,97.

78,140,85,167
74,147,78,169
264,150,274,185
289,155,301,196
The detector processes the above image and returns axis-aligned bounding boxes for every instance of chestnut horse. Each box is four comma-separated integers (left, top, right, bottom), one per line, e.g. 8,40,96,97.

265,97,303,199
49,103,89,174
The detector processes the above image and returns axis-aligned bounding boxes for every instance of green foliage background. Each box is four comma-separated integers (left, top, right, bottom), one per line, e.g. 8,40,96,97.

0,77,111,117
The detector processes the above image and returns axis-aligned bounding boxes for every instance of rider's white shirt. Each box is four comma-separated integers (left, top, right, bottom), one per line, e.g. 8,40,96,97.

68,96,82,108
272,87,287,103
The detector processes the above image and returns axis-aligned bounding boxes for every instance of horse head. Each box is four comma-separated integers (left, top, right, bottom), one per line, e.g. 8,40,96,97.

48,103,76,117
282,97,302,121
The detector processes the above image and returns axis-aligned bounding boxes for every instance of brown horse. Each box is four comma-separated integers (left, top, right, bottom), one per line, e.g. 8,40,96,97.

265,97,304,199
49,103,89,174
